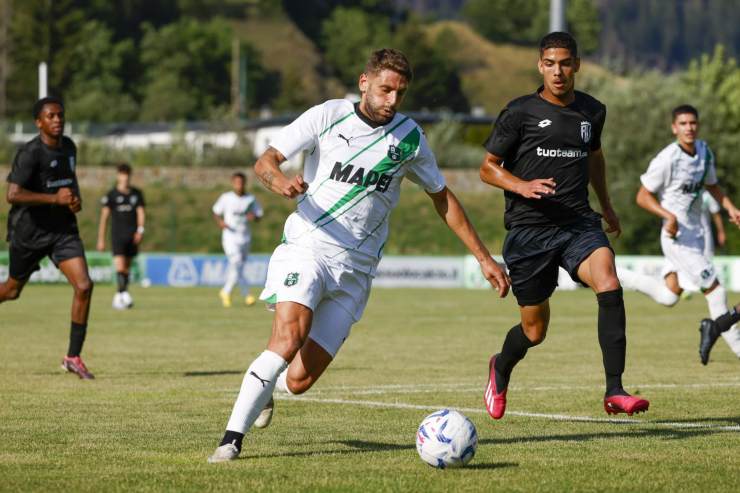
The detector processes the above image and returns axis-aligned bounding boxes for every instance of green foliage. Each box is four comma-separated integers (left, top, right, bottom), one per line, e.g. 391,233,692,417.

423,119,482,169
138,18,232,121
320,7,391,87
582,45,740,254
393,22,470,112
462,0,600,55
64,21,139,122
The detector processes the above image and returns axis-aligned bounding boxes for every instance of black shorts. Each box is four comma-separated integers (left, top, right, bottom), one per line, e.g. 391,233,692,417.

502,219,612,306
9,233,86,281
112,237,138,257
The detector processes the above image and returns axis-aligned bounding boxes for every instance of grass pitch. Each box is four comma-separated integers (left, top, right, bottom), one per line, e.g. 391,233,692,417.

1,285,739,492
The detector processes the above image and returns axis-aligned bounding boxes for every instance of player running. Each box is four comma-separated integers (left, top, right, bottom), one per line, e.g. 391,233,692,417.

479,32,649,419
212,172,263,307
616,105,740,362
208,48,510,463
97,163,146,309
700,301,740,364
0,97,95,379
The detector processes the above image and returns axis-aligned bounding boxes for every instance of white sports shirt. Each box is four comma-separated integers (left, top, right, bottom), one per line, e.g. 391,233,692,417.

640,140,717,238
212,191,263,244
270,99,446,275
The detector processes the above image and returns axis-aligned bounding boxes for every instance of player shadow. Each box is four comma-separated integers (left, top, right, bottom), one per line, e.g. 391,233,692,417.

246,440,519,469
183,370,243,377
481,426,736,446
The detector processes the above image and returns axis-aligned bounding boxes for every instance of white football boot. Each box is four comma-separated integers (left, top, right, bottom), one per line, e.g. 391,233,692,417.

207,443,239,463
253,397,274,429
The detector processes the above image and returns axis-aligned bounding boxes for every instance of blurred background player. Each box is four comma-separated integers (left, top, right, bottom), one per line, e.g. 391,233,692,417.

479,32,648,419
212,172,263,307
0,97,94,379
208,48,509,463
97,163,146,309
616,105,740,362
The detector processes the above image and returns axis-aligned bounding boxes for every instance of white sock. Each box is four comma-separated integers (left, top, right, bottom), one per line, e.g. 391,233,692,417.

226,350,287,434
703,285,740,355
223,259,241,294
275,368,294,395
616,267,679,306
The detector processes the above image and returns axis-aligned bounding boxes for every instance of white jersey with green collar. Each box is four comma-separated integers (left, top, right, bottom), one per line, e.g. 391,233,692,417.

269,99,446,275
640,139,717,237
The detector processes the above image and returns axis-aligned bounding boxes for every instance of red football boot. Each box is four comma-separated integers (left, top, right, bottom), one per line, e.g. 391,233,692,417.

604,394,649,416
484,355,507,419
61,356,95,380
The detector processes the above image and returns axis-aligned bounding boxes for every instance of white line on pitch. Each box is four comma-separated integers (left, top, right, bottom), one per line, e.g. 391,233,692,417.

307,381,740,395
273,395,740,432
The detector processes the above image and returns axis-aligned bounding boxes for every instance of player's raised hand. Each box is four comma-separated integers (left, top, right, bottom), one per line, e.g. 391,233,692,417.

727,207,740,228
68,195,82,213
516,178,556,199
663,214,678,238
480,257,510,298
602,205,622,237
279,174,309,199
55,187,74,206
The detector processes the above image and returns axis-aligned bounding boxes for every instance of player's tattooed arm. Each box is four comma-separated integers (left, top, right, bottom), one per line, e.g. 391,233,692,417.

254,147,308,199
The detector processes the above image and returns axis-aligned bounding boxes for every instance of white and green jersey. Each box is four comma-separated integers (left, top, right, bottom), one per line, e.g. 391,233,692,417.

640,139,717,237
270,99,446,275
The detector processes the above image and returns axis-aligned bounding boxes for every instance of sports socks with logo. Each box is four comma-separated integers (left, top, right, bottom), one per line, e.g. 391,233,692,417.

597,288,627,397
67,322,87,357
715,304,740,333
493,324,534,390
220,350,288,451
116,272,129,293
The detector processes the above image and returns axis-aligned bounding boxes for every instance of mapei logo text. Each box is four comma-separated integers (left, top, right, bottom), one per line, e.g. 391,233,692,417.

330,163,393,192
536,147,588,158
681,181,703,194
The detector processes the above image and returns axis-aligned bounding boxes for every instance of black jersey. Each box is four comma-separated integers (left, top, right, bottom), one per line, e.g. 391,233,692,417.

101,187,145,240
6,136,79,247
484,87,606,229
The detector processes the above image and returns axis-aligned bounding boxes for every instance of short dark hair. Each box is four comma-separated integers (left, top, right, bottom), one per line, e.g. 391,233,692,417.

33,96,64,119
539,32,578,58
672,104,698,121
365,48,413,82
116,163,132,175
232,171,246,181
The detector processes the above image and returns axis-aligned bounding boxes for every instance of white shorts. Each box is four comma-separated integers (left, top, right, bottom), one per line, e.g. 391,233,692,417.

223,238,249,264
259,243,372,357
660,231,716,290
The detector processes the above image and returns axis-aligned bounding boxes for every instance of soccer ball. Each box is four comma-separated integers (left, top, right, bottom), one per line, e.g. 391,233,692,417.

415,409,477,468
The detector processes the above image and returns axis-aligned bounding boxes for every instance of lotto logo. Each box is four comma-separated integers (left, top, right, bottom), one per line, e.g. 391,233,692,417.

538,119,552,128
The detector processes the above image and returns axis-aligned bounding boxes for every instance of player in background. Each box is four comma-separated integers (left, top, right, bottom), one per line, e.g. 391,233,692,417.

208,48,510,463
479,32,649,419
616,105,740,363
97,163,146,309
212,172,263,307
0,97,94,379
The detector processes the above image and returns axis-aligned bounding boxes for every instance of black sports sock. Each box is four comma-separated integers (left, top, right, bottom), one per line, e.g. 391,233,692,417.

220,430,244,451
716,306,740,333
116,272,129,293
494,324,535,390
67,322,87,357
597,289,627,397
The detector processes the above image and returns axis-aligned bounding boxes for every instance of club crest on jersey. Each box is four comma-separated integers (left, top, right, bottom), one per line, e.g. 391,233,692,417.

580,121,592,143
284,272,300,287
388,144,402,162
